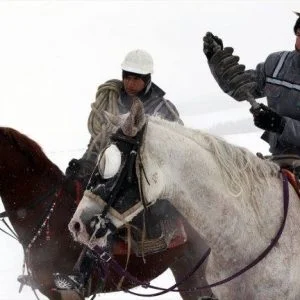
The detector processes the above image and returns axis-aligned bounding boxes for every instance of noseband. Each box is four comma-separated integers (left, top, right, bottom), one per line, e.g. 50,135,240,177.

87,124,147,238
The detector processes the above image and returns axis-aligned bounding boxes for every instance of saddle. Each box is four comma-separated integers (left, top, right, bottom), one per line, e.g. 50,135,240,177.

257,153,300,197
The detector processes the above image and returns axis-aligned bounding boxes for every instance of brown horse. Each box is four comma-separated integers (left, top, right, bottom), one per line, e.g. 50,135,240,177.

0,127,211,300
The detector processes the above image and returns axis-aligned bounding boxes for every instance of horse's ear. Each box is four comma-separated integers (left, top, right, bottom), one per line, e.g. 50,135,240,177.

102,111,123,127
121,97,146,137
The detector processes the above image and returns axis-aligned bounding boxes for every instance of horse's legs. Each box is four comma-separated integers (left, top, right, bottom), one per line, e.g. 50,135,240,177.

169,217,213,300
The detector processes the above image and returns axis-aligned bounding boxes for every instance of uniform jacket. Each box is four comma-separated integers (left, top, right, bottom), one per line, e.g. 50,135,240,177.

78,81,182,181
119,82,182,124
249,50,300,155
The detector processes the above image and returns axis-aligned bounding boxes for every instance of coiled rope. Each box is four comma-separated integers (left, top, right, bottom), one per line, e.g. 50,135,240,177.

86,79,123,155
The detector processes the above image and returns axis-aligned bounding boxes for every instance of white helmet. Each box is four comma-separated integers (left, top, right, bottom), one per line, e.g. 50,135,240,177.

121,49,154,74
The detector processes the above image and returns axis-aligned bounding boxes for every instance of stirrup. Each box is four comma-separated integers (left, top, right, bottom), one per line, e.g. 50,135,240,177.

53,273,84,291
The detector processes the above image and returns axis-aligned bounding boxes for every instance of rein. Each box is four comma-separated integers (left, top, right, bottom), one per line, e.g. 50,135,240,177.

21,178,82,251
171,170,290,294
92,170,290,297
0,217,18,240
24,184,63,251
93,245,211,295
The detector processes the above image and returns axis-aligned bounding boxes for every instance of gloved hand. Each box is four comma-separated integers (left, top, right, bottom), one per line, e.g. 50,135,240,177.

203,32,223,61
227,71,258,101
250,104,286,133
65,158,82,179
203,32,246,94
203,32,258,102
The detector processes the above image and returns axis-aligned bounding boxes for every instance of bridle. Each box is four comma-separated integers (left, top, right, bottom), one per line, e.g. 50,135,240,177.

0,180,63,299
87,124,147,239
0,182,62,243
24,184,64,251
0,178,82,297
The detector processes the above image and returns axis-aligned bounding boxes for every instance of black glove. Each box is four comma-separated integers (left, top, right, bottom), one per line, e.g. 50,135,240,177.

204,32,258,102
227,72,258,101
250,104,286,133
65,158,82,179
203,32,223,61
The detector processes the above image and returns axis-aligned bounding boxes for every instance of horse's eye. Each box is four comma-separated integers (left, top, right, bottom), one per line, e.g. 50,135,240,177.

98,144,121,179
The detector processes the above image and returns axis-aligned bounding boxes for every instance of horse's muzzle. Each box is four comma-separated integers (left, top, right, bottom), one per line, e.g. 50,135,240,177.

89,215,117,238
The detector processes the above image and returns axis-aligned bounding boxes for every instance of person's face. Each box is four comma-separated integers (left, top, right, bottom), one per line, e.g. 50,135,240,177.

295,29,300,51
123,75,145,96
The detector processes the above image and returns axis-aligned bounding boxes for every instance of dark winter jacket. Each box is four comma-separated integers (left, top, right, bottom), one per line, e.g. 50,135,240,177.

118,82,182,124
66,80,182,184
248,50,300,155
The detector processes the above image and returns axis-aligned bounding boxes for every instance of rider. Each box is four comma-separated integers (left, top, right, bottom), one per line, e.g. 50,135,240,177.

66,49,182,185
58,49,184,292
203,12,300,160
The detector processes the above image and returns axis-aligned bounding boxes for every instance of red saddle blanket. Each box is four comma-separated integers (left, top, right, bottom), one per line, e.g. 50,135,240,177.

282,169,300,198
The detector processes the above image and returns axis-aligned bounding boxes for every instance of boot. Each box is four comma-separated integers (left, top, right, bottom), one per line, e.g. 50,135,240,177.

53,249,97,291
53,272,84,291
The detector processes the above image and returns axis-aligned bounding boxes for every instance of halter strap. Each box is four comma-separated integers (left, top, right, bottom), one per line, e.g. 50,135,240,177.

0,218,18,240
100,124,147,219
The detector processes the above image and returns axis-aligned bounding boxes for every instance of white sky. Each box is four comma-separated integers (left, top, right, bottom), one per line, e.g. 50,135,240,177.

0,1,298,299
0,0,298,165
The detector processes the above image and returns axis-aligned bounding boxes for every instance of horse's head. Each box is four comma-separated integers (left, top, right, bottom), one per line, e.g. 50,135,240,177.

69,98,148,249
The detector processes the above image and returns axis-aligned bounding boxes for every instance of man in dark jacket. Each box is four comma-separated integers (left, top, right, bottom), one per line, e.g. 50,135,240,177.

203,12,300,157
57,49,186,293
66,49,182,184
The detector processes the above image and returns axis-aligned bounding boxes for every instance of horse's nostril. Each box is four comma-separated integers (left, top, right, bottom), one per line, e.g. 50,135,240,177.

73,222,81,233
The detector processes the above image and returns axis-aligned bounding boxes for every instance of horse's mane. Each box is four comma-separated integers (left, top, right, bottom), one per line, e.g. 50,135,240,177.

0,127,62,176
149,117,279,197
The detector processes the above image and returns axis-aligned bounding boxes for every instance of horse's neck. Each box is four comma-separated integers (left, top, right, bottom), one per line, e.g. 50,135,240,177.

143,120,283,260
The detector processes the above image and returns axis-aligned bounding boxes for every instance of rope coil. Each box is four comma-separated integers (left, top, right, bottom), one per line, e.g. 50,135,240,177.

86,79,123,157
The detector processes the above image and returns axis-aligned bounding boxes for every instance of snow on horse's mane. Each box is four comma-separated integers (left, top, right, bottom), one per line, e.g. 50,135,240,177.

149,116,279,198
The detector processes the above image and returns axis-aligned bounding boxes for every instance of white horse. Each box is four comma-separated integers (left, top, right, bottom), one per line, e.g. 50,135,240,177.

69,98,300,300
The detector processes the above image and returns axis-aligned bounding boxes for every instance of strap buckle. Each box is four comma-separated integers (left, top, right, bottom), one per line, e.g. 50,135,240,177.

99,251,112,262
